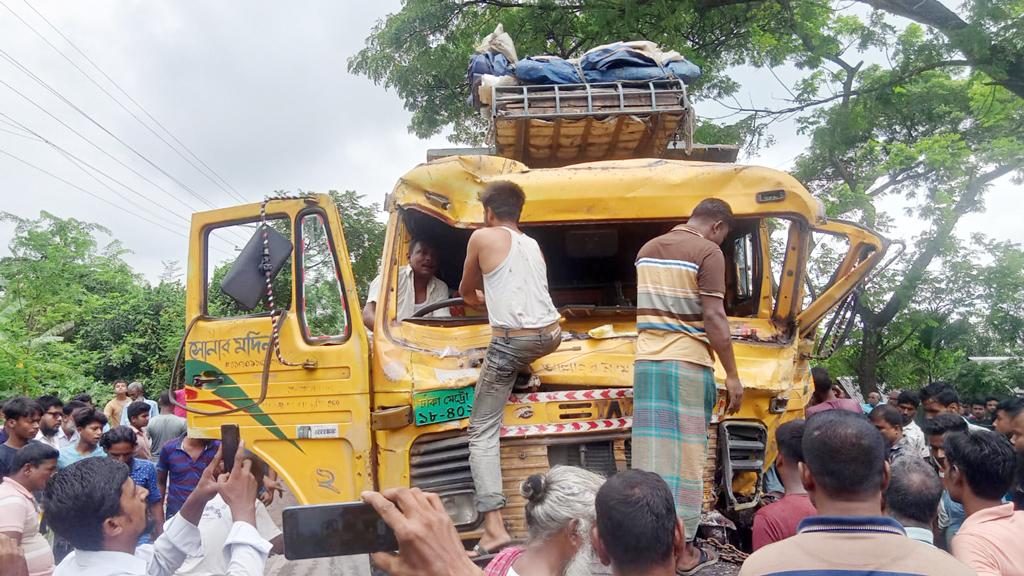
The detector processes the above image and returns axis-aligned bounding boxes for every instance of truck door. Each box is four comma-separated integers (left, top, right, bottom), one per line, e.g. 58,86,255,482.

181,194,371,504
797,219,888,338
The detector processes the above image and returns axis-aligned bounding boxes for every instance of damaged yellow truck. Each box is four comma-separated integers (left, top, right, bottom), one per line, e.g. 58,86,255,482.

177,81,887,545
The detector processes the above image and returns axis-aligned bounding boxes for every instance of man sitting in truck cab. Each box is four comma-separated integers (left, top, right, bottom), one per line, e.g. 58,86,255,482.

362,237,451,331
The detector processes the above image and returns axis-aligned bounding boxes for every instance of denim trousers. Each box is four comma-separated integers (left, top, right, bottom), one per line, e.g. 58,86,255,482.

468,328,560,512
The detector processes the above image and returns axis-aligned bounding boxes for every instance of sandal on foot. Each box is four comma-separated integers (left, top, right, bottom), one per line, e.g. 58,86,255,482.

676,547,718,575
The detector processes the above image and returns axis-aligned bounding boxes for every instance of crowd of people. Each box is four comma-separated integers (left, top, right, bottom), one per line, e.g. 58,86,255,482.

0,183,1022,576
0,381,286,576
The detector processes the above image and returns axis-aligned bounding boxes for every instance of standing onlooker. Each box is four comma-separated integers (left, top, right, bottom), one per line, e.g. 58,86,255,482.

919,382,985,431
984,396,1000,421
147,392,187,458
631,198,744,573
459,181,562,555
738,411,972,575
869,404,915,463
592,469,688,576
46,446,272,576
884,458,944,546
992,396,1024,438
886,389,902,407
922,413,969,548
895,391,930,458
101,380,130,428
70,394,93,408
967,398,991,428
125,401,152,461
0,398,42,479
805,367,861,416
57,401,85,448
33,396,67,450
100,426,164,543
945,430,1024,574
865,391,884,410
56,409,107,469
0,442,59,576
157,435,221,518
119,382,158,424
752,420,816,551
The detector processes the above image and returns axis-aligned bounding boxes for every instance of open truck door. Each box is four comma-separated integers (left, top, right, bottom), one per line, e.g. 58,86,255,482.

798,219,889,341
177,194,371,504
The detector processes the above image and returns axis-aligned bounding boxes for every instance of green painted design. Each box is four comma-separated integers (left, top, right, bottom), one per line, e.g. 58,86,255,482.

184,359,302,452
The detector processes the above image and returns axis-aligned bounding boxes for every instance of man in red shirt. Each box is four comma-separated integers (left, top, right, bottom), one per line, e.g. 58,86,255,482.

752,420,816,550
805,367,862,416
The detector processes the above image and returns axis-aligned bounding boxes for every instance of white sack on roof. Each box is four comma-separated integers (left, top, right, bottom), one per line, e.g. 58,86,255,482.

475,23,519,63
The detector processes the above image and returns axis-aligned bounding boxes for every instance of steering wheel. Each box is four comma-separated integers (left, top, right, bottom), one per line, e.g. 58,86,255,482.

411,297,467,318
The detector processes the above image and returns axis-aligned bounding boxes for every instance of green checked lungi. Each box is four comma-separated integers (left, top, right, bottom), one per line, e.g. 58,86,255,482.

631,359,716,541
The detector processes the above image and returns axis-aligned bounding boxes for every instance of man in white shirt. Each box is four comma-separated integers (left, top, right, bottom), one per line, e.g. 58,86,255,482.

174,454,282,576
45,440,270,576
895,391,931,458
362,237,451,331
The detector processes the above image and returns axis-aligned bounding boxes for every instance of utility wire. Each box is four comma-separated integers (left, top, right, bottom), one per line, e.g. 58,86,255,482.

2,0,248,205
0,78,248,244
20,0,244,202
0,111,191,227
0,146,187,238
0,48,225,214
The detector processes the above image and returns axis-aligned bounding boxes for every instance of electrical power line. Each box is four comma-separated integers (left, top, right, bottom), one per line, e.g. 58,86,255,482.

0,111,191,228
0,49,225,214
0,146,187,238
2,0,248,205
20,0,244,203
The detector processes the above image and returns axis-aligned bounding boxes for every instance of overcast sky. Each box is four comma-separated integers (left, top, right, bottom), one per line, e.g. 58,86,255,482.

0,1,1019,283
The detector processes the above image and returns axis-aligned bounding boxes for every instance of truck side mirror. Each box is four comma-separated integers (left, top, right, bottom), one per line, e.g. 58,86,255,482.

220,225,293,311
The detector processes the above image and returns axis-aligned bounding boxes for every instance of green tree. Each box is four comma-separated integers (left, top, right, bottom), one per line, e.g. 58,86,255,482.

352,0,1024,395
330,190,385,301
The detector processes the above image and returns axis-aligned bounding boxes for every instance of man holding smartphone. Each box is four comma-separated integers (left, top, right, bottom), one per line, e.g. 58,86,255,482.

46,441,271,576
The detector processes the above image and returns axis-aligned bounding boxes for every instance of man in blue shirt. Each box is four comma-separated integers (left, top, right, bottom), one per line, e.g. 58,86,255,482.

157,435,220,518
101,426,164,542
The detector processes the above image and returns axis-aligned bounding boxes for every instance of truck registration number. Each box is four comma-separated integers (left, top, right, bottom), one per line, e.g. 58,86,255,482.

413,387,474,426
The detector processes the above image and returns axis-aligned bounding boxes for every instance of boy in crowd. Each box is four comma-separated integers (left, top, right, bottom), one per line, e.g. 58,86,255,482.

101,426,164,543
146,392,186,458
884,458,944,546
922,413,969,548
967,398,991,427
739,411,972,575
0,442,59,576
34,395,67,450
895,391,931,458
752,420,816,550
157,435,220,518
57,408,107,469
0,398,41,479
944,430,1024,573
805,367,861,416
919,382,985,431
102,380,130,428
125,401,152,461
992,397,1024,438
869,404,915,463
58,401,86,447
984,396,1000,420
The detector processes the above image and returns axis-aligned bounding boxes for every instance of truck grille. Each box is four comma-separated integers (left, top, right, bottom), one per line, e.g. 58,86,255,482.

409,434,473,492
548,441,618,478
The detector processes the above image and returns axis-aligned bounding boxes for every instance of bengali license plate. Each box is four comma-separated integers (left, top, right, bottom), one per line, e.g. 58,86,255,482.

413,387,474,426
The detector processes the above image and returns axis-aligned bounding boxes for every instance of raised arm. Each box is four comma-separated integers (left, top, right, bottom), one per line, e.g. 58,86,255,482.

459,231,485,308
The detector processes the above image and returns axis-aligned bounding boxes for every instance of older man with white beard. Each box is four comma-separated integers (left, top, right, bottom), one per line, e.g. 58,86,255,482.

483,466,604,576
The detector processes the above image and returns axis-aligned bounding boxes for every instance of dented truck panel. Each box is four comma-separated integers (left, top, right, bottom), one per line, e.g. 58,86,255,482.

183,156,886,539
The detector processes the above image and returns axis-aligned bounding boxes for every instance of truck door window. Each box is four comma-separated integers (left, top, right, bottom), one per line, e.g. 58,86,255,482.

298,212,350,342
804,231,851,309
206,219,292,317
733,234,753,300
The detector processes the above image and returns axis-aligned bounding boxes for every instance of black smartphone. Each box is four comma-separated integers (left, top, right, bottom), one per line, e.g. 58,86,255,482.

220,424,239,474
282,502,398,559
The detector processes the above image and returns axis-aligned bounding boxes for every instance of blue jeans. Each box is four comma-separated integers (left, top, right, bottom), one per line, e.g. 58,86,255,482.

468,328,560,512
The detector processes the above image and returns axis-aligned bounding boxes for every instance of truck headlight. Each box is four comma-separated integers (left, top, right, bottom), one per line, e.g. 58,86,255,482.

439,490,479,528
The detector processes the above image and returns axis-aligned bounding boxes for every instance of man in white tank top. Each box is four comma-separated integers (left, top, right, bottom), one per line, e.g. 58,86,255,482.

459,181,561,555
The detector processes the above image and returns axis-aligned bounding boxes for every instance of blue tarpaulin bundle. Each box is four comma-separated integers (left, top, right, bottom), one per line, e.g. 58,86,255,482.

510,42,701,87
